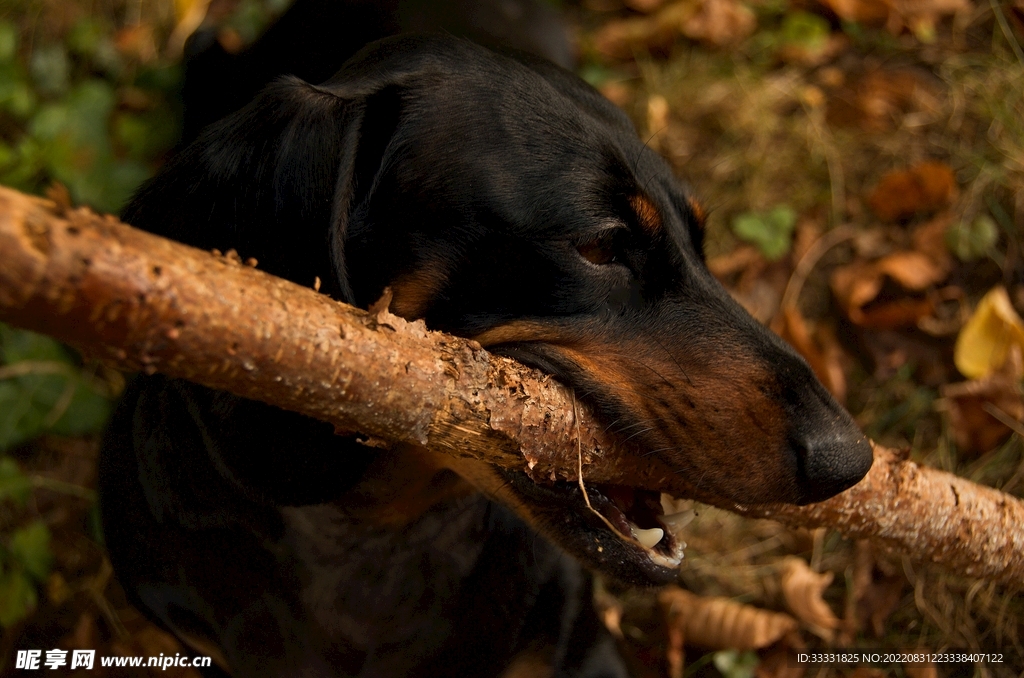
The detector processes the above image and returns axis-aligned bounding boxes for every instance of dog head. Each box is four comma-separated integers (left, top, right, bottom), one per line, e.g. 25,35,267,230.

126,35,872,584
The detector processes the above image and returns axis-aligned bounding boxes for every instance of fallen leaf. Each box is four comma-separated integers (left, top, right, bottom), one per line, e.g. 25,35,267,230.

779,557,840,640
844,542,907,640
815,0,967,35
940,350,1024,456
680,0,757,46
827,70,939,132
707,245,764,280
905,661,939,678
830,250,948,329
593,0,755,57
756,640,807,678
954,286,1024,379
849,668,886,678
856,327,953,383
774,308,847,403
868,162,958,222
113,25,158,65
599,81,633,106
593,14,677,58
626,0,669,11
818,0,890,23
660,587,799,651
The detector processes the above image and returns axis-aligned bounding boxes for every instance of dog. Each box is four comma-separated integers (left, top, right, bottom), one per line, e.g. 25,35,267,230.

99,5,873,676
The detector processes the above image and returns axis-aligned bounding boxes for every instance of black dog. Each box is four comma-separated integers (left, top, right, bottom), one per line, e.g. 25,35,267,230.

99,8,872,677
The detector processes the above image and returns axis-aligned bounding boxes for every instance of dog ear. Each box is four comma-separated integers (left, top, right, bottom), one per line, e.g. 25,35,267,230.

122,70,408,305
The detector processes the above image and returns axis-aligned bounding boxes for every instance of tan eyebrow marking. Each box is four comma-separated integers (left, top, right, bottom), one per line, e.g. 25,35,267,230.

628,194,663,235
685,194,707,230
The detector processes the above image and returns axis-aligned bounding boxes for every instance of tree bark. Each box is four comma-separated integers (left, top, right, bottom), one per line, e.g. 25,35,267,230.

1,185,1022,586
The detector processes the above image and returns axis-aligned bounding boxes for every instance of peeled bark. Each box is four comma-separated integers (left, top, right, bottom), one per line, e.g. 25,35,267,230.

1,185,1022,586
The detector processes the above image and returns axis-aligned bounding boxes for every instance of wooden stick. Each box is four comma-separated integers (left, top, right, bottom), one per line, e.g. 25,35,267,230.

1,185,1022,586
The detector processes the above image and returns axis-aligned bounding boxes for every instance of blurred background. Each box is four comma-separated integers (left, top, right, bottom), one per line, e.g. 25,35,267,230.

0,0,1021,675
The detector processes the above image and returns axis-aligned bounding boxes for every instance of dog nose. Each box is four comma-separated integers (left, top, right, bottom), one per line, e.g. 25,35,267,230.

795,428,873,504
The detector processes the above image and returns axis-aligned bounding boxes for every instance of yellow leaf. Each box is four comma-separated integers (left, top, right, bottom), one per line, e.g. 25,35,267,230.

954,286,1024,379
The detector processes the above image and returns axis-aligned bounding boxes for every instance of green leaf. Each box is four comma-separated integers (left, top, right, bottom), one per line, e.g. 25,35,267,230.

731,205,797,260
0,21,18,64
712,650,760,678
48,382,112,437
29,44,70,95
0,456,32,505
0,569,37,627
0,325,113,450
68,18,121,76
0,323,71,364
9,521,52,581
781,11,830,51
947,215,998,262
25,79,150,213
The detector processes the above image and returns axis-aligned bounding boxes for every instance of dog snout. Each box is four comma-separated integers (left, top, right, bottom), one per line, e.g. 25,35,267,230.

792,427,873,504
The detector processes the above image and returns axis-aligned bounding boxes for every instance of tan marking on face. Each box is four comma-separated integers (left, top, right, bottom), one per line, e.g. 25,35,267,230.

629,194,663,235
472,321,562,348
388,263,448,320
544,339,796,503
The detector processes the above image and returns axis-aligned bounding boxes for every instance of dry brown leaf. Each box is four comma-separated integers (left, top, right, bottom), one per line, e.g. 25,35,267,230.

868,162,958,222
626,0,669,11
940,349,1024,456
815,0,967,34
827,70,938,131
756,640,807,678
830,243,950,330
875,251,948,291
593,14,676,58
954,286,1024,380
779,557,840,639
818,0,891,23
777,33,850,66
659,586,799,651
849,668,886,678
666,621,686,678
857,327,952,383
905,661,939,678
593,0,755,57
599,82,633,107
707,245,764,280
679,0,757,46
114,24,158,62
774,308,847,403
843,542,907,640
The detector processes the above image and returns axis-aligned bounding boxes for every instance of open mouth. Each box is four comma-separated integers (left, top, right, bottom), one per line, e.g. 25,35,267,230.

482,340,696,581
497,467,696,583
578,483,694,569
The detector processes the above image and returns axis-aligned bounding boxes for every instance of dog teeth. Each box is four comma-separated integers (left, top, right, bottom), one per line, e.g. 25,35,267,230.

661,509,696,534
632,526,664,549
660,492,689,515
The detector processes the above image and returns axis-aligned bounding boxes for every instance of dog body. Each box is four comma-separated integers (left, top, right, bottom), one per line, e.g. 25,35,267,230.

100,13,872,677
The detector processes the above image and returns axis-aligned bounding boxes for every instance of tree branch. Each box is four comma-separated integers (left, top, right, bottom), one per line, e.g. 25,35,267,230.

1,185,1022,586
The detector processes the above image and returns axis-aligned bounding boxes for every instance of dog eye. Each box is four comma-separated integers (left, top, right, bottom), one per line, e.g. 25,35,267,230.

577,229,624,266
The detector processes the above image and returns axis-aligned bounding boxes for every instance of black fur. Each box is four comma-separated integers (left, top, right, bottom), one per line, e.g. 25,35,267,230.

100,18,872,678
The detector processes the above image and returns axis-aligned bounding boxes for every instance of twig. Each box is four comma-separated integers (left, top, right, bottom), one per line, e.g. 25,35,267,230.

1,185,1024,585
